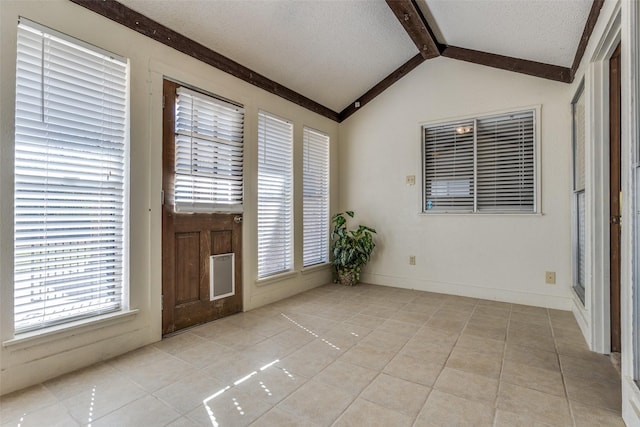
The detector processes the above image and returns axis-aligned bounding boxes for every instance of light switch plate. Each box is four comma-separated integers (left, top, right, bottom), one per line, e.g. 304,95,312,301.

406,175,416,185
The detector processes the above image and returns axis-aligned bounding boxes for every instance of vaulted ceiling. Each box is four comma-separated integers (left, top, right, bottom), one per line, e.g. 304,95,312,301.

71,0,601,122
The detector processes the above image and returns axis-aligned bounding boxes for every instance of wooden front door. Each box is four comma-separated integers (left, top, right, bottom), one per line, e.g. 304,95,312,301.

609,43,621,352
162,79,243,335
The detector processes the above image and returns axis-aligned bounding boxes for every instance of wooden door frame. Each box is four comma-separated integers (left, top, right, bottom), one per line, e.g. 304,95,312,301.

609,42,622,352
161,79,243,335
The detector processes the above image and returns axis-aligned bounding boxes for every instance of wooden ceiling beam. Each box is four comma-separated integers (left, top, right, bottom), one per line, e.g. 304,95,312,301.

386,0,441,59
69,0,340,122
570,0,605,80
441,46,572,83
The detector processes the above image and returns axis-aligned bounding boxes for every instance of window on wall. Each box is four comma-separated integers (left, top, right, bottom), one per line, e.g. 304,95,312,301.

423,109,536,213
174,86,244,213
572,82,586,304
303,127,330,267
13,19,129,333
257,111,293,278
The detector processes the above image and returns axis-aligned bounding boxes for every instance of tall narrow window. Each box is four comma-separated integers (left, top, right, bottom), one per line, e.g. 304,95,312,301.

257,111,293,278
14,19,128,333
174,87,244,213
572,82,586,303
303,127,330,267
423,109,536,213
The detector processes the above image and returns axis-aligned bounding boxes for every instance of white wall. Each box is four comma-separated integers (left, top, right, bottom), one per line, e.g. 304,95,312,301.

0,0,337,395
339,56,574,309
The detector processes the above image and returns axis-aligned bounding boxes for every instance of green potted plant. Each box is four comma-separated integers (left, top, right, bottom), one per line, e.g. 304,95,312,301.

331,211,377,286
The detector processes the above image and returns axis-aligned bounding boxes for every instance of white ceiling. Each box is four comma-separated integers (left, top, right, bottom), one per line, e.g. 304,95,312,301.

118,0,593,113
419,0,593,67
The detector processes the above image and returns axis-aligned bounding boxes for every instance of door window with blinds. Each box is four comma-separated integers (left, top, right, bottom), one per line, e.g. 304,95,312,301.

13,19,129,333
257,111,293,278
303,127,330,267
174,87,244,213
572,82,586,303
423,109,537,213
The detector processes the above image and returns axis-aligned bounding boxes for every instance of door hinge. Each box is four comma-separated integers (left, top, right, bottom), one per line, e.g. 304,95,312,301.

161,190,165,205
161,295,163,310
620,191,623,217
162,95,166,109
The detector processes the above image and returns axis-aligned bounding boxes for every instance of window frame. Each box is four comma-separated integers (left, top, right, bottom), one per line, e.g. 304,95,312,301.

173,85,245,214
256,110,294,279
302,126,330,267
421,106,541,215
12,18,130,334
571,80,586,304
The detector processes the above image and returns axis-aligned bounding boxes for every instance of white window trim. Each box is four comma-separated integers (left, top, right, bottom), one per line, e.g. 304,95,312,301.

173,85,245,214
571,79,587,306
3,309,139,350
419,105,542,215
302,126,330,268
12,18,130,335
257,110,294,279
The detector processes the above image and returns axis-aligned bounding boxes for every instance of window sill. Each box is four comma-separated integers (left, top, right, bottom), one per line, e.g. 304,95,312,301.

418,212,544,217
3,309,139,350
255,270,298,286
301,262,332,275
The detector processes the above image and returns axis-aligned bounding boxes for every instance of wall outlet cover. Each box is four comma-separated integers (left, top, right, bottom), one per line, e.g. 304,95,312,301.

545,271,556,284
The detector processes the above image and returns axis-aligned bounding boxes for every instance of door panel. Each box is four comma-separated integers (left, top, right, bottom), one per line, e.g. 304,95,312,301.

212,230,233,255
162,79,243,335
610,43,621,352
175,232,201,304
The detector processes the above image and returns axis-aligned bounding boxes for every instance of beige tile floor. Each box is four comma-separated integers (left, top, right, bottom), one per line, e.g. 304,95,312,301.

0,283,626,426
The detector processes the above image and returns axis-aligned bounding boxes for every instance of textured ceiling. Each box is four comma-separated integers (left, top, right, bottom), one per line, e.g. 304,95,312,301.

419,0,593,67
117,0,592,113
118,0,417,112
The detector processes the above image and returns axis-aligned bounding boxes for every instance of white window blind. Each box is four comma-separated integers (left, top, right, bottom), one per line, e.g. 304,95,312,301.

423,109,536,213
572,83,586,302
257,111,293,278
476,111,534,212
174,87,244,213
424,121,475,211
14,19,128,333
303,127,330,267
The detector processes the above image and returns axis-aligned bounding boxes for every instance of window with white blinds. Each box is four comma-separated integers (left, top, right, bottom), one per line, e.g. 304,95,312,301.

303,127,330,267
257,111,293,278
572,82,586,303
174,87,244,213
14,19,128,333
423,109,536,213
424,121,475,211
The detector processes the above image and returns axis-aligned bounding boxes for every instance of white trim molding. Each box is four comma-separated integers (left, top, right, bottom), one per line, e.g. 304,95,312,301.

573,2,621,355
622,0,640,425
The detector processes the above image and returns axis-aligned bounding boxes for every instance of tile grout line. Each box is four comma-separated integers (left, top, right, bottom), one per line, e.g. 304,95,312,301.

408,299,482,426
549,309,579,427
327,294,446,426
328,296,427,426
491,303,513,427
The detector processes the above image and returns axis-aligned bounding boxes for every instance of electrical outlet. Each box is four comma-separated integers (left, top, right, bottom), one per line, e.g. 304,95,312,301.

409,255,416,265
406,175,416,185
545,271,556,285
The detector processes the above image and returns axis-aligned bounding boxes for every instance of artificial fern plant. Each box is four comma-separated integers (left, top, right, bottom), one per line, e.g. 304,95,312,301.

331,211,376,286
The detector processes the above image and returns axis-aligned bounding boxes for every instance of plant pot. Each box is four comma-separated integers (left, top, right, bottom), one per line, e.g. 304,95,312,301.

337,268,358,286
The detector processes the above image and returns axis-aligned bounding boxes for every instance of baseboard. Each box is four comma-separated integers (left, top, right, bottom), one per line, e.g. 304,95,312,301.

571,291,591,347
246,269,332,311
361,272,573,310
623,376,640,427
